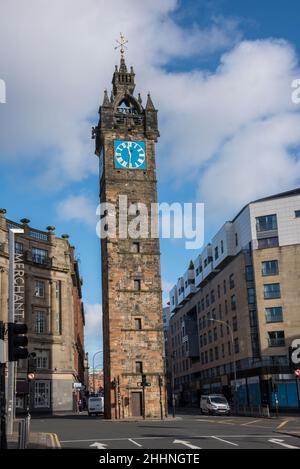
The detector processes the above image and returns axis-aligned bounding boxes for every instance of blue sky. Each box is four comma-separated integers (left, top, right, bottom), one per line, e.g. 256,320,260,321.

1,0,300,367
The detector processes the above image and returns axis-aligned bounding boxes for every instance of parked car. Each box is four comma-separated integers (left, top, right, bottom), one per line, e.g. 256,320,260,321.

88,396,104,416
200,394,230,415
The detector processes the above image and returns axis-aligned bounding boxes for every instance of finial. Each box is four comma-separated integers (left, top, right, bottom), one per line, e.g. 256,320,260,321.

138,93,142,105
146,92,155,110
102,89,110,106
20,218,30,226
115,32,128,60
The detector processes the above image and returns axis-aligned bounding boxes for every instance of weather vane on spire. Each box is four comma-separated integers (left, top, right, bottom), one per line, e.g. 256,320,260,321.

115,33,128,59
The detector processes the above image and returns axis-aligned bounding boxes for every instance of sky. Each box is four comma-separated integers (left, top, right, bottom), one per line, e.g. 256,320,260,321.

1,0,300,367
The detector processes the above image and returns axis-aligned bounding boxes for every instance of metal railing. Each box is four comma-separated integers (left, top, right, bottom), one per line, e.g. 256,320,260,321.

233,404,270,418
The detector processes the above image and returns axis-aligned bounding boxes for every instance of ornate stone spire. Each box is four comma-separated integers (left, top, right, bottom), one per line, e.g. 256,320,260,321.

146,92,155,110
112,33,135,96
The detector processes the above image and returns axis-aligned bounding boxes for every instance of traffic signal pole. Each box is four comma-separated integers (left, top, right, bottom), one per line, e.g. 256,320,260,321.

7,228,24,435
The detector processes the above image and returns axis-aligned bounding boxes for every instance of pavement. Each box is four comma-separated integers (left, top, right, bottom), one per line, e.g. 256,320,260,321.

7,431,61,449
26,411,300,450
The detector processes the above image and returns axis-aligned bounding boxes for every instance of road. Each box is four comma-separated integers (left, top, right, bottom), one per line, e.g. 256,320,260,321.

30,413,300,450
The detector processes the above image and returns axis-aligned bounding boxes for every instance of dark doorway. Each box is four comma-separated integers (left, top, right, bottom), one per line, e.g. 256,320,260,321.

131,392,142,417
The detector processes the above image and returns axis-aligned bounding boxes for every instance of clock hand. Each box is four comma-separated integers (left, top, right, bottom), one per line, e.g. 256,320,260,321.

128,144,133,168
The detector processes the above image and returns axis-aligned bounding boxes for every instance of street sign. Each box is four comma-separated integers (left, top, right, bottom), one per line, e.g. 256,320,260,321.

294,369,300,377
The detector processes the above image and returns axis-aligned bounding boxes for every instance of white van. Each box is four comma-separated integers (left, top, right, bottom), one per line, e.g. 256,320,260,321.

200,394,230,415
88,396,104,416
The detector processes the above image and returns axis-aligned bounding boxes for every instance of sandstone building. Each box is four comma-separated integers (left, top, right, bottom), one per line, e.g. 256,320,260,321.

0,210,85,413
168,189,300,411
93,50,166,419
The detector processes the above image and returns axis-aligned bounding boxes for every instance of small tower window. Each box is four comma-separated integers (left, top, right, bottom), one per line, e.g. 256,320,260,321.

132,242,140,253
134,280,141,291
135,361,143,373
135,318,142,330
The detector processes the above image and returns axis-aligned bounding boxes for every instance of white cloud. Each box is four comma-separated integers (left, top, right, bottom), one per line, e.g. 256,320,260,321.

1,2,299,228
57,194,97,226
84,303,102,363
0,0,240,188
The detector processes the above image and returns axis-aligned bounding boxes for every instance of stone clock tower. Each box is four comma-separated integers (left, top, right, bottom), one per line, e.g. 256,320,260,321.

93,39,166,419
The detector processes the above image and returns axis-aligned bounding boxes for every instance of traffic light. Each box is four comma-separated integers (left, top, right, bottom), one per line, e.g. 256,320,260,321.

8,322,28,361
27,352,37,379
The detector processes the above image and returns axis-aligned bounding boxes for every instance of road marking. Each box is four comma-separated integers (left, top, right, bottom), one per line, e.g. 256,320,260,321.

90,442,108,449
241,419,261,426
211,436,239,446
60,434,294,444
173,439,201,449
277,420,289,430
268,438,300,449
128,439,142,448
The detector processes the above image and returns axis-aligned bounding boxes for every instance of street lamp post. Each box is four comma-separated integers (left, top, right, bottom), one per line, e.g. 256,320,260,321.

92,351,103,394
209,318,237,408
171,352,176,418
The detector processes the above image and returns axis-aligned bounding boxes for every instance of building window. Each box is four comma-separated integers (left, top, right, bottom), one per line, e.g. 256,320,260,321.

32,247,48,265
258,237,279,249
134,279,141,291
203,333,207,346
223,279,226,294
264,283,281,299
220,324,223,337
268,331,285,347
247,288,256,304
132,242,140,253
235,233,238,246
234,338,239,354
231,294,236,311
35,311,46,334
256,214,277,232
265,307,283,323
135,361,143,373
262,260,279,276
208,330,212,344
221,240,224,254
15,242,23,255
205,295,209,307
35,350,49,369
218,304,222,319
232,316,238,332
245,265,254,282
215,246,219,260
295,210,300,218
225,299,228,314
209,349,213,362
210,290,215,303
135,318,142,330
229,274,234,289
34,280,45,298
228,341,231,355
222,344,225,358
34,381,51,408
217,285,220,299
201,298,205,311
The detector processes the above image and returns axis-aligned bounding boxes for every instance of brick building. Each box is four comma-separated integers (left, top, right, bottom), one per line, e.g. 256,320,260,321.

168,189,300,411
93,51,166,419
0,210,85,413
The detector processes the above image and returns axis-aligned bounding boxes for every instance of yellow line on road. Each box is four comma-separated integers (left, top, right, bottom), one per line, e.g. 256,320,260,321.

241,419,261,426
277,420,289,430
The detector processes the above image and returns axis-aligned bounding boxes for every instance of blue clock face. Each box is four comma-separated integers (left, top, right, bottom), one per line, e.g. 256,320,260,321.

114,140,146,170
